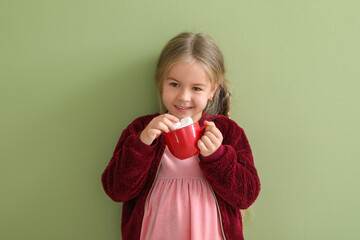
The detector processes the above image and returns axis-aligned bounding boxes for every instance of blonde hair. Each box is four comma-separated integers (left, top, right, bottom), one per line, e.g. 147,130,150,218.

155,32,231,117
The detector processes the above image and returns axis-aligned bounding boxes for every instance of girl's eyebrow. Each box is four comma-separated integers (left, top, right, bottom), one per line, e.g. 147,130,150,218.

194,83,207,87
166,77,207,87
166,77,180,82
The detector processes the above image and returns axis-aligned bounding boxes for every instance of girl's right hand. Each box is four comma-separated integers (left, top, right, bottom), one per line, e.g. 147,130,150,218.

140,114,179,145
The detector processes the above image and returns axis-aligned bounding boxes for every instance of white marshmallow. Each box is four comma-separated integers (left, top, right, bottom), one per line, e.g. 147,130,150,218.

173,122,182,129
173,117,193,130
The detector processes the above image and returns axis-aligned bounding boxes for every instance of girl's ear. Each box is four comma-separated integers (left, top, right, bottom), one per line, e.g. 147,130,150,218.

211,82,220,95
208,82,220,102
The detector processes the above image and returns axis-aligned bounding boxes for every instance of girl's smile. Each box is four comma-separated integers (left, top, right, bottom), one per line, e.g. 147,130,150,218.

175,105,192,111
162,61,217,123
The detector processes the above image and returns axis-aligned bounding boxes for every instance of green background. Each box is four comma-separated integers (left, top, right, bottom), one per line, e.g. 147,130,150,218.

1,0,360,239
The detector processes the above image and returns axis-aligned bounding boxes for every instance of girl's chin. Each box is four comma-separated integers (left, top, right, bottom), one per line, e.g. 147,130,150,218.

170,112,191,119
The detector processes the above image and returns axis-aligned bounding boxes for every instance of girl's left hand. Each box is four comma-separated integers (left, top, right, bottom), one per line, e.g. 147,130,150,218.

197,121,223,157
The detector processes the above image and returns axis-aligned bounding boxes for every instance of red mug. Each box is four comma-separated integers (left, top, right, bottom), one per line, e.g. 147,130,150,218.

164,122,206,160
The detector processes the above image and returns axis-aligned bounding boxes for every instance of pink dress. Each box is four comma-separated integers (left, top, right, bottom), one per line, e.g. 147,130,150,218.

140,147,224,240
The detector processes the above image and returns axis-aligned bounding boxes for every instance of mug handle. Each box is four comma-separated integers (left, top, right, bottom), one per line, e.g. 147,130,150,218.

200,125,207,135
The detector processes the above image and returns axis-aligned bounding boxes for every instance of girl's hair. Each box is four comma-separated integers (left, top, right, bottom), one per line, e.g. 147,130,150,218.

155,32,231,117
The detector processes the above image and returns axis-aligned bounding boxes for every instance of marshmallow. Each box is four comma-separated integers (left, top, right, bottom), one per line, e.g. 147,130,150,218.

173,117,193,130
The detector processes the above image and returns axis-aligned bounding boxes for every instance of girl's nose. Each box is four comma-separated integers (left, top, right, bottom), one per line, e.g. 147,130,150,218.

177,89,191,102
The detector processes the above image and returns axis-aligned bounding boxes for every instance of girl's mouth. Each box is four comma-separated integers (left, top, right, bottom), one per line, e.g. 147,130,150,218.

175,105,192,111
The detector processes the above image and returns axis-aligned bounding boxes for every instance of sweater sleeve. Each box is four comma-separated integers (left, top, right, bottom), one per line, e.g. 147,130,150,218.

198,117,260,209
101,115,158,202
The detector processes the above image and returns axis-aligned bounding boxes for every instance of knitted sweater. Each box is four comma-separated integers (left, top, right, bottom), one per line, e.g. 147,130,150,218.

101,113,260,240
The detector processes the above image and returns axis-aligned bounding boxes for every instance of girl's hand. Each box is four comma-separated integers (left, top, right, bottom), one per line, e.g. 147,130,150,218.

140,114,179,145
197,121,223,157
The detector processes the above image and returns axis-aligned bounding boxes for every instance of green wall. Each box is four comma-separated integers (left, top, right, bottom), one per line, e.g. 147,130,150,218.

1,1,360,239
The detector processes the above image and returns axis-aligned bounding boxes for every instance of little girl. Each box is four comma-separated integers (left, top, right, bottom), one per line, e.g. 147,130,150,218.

102,32,260,240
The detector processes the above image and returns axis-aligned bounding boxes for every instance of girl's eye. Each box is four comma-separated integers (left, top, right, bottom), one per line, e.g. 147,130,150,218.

192,87,202,91
170,82,180,87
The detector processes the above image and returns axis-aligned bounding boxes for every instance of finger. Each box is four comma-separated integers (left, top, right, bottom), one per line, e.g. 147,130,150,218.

151,115,175,132
203,122,216,134
204,120,215,126
203,131,218,145
148,129,162,139
207,126,223,140
197,139,208,152
156,121,171,133
197,139,212,157
163,113,179,123
201,135,214,149
204,122,222,140
162,117,177,131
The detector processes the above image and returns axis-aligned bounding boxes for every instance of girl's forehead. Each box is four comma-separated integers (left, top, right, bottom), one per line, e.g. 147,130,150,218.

166,61,211,82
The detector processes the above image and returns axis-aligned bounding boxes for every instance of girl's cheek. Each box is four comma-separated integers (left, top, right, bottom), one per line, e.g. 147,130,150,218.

197,94,210,105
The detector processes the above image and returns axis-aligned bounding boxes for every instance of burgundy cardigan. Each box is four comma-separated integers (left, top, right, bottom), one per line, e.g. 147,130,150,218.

102,113,260,240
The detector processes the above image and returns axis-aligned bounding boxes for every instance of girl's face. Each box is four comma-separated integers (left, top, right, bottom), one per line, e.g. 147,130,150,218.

162,61,218,123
